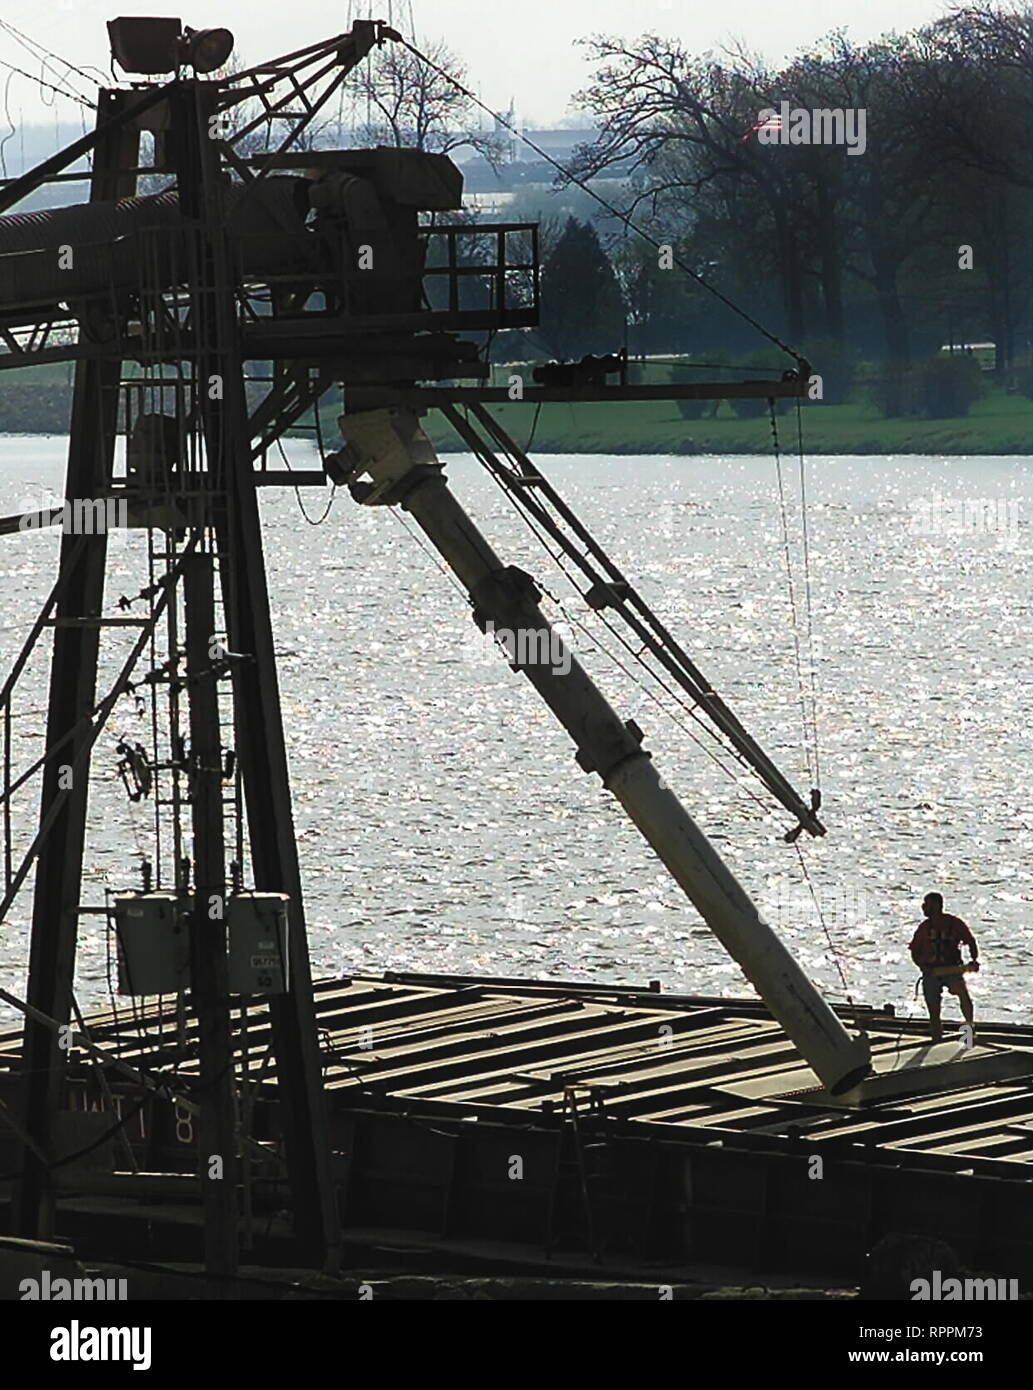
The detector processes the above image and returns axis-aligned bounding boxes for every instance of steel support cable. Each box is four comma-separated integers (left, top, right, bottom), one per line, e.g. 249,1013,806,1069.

470,399,813,797
456,408,789,802
768,400,816,793
389,506,471,606
449,409,782,815
34,60,93,114
3,691,9,894
275,435,336,526
0,56,95,111
544,595,780,823
524,399,543,453
445,402,820,832
309,391,338,521
483,412,746,725
457,401,743,715
275,375,339,525
792,840,853,1006
796,397,821,789
0,70,16,178
0,19,101,103
395,35,806,370
773,398,842,999
453,405,734,756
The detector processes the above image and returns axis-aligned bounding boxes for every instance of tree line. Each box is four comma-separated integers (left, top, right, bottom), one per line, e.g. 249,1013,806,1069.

557,4,1029,386
6,7,1029,423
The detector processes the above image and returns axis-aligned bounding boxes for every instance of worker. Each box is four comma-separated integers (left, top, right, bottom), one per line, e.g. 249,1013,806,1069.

908,892,979,1043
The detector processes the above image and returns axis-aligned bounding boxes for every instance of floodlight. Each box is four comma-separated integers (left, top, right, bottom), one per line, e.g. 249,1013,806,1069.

182,26,234,73
107,17,234,75
107,17,183,75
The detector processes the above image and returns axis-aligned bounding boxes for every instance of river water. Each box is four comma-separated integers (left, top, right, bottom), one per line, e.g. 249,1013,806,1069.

0,440,1029,1024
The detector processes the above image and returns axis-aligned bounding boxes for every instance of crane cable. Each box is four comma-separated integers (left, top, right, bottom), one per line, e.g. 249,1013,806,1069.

394,33,822,831
796,395,821,790
0,20,99,112
768,398,819,795
394,35,806,370
793,839,853,1007
0,55,95,111
460,408,792,820
768,402,849,998
463,412,856,996
0,19,103,98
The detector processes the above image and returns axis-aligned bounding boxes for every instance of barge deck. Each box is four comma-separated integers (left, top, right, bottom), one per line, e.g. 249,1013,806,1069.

1,971,1029,1287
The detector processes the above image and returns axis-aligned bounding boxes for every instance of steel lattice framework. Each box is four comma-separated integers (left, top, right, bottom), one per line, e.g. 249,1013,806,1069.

0,19,838,1280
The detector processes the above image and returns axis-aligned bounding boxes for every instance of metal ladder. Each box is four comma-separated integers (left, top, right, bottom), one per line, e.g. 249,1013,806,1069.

545,1084,608,1262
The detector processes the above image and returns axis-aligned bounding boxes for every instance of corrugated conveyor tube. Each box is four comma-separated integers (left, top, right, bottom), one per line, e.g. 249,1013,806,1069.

0,177,315,315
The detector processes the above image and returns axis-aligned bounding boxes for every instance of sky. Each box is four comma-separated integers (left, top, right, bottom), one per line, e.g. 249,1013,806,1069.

2,0,960,128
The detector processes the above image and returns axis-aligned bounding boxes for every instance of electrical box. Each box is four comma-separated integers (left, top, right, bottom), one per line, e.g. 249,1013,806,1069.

113,893,190,996
227,893,290,995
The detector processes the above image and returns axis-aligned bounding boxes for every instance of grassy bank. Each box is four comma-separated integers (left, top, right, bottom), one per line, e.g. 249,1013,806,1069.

423,390,1033,456
3,360,1029,454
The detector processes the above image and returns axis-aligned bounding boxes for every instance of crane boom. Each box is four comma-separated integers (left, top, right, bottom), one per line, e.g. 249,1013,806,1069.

331,407,872,1095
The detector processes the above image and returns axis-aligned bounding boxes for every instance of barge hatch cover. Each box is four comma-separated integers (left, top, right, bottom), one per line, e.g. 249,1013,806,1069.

1,970,1029,1284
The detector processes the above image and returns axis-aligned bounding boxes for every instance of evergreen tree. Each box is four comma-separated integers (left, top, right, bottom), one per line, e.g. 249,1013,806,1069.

539,217,626,360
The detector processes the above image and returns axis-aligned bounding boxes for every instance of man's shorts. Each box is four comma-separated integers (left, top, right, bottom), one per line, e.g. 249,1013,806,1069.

922,970,965,1009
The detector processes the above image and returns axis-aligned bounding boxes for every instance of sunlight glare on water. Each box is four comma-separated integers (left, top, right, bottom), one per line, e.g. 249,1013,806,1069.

0,440,1029,1025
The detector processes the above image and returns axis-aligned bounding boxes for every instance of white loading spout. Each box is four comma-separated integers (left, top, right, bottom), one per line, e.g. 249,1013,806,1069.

330,407,872,1095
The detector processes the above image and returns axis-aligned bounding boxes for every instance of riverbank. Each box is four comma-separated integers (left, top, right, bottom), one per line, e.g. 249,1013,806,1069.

2,368,1029,454
419,391,1032,456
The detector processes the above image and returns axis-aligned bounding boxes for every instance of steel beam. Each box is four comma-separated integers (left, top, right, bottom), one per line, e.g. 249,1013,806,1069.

348,380,809,406
14,91,140,1239
184,550,239,1281
174,81,340,1269
0,88,164,218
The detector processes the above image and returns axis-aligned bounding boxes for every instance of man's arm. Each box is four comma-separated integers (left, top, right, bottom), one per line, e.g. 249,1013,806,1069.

908,926,924,967
956,918,978,961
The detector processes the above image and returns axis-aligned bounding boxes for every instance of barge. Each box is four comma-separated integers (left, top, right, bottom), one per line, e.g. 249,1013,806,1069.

2,972,1030,1291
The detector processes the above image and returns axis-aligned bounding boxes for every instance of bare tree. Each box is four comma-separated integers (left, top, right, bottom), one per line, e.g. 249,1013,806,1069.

351,38,505,165
902,5,1032,190
568,18,1031,374
570,34,814,342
